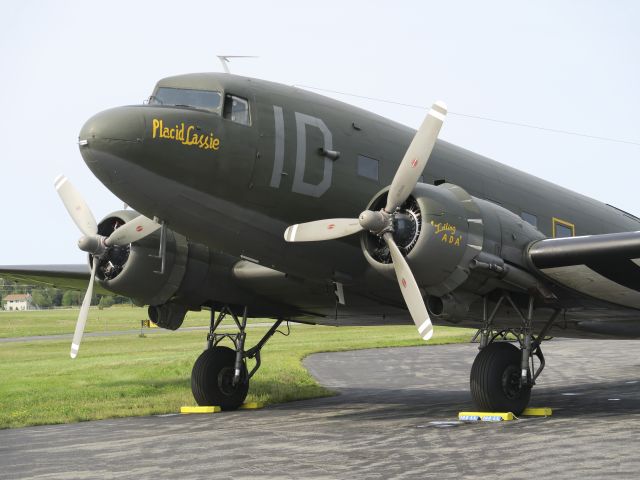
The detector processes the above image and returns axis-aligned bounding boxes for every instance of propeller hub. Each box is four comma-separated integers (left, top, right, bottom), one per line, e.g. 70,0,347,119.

77,235,107,256
359,210,392,235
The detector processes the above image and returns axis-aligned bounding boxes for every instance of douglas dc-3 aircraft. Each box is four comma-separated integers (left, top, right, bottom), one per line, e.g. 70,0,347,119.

2,73,640,414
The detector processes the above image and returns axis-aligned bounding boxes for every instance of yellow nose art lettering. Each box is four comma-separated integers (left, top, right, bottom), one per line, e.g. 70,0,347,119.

151,118,221,151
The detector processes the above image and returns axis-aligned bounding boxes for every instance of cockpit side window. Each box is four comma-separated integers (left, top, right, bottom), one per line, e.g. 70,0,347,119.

223,94,250,125
149,87,221,112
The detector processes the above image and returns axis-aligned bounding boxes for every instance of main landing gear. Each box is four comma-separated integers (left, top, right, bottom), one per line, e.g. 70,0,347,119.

191,305,284,410
470,293,560,415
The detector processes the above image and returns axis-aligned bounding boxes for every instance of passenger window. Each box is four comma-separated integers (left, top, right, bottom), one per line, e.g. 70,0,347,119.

223,94,250,125
357,155,379,181
521,211,538,228
553,218,575,238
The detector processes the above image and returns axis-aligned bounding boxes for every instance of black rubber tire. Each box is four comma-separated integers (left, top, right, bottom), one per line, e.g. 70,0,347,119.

470,342,531,415
191,346,249,410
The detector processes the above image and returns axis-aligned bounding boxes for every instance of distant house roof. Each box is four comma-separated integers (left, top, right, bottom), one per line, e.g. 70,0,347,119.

3,294,31,302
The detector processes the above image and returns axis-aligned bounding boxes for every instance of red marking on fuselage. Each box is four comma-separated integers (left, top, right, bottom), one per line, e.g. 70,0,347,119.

411,158,418,168
328,224,335,230
401,278,407,288
136,226,143,232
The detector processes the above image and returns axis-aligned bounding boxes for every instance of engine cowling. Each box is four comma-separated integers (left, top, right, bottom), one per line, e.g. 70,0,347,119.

361,183,546,319
93,211,186,305
91,210,218,329
361,183,485,297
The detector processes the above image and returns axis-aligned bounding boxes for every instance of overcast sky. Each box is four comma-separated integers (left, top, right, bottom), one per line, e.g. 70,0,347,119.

1,1,638,264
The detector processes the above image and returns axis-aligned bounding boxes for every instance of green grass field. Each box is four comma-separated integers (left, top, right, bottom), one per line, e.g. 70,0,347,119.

0,305,212,338
0,307,474,429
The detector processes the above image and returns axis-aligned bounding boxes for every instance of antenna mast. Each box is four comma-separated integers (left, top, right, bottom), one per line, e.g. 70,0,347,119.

216,55,258,74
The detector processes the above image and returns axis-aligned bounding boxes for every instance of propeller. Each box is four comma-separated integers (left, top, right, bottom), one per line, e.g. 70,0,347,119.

283,101,447,341
70,260,97,359
105,215,162,246
54,175,98,237
54,175,162,358
284,218,363,242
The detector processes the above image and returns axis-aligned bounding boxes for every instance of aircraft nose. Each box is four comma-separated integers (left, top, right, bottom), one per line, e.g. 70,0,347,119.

78,106,147,187
79,106,145,145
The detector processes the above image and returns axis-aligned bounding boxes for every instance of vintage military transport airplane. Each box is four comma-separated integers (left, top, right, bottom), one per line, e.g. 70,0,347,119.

2,73,640,414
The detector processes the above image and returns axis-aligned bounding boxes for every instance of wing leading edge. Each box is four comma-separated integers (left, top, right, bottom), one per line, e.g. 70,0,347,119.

0,264,110,295
527,231,640,309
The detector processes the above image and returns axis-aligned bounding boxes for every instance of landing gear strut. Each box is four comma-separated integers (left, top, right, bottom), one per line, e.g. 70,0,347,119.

191,305,284,410
470,292,560,415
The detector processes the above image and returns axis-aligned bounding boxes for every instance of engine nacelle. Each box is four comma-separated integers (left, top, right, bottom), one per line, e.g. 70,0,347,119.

91,210,348,328
361,183,485,296
361,183,546,303
91,210,221,321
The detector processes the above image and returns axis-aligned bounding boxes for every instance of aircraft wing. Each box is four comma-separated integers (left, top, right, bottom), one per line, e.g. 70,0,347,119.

527,231,640,309
0,264,110,295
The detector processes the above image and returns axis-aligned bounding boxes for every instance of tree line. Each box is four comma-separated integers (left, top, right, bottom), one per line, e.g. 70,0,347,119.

0,277,129,309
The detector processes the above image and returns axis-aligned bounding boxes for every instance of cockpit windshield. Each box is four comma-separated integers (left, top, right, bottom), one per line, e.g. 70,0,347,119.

149,87,221,112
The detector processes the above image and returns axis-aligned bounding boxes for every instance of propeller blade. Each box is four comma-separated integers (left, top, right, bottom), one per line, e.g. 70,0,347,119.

384,233,433,341
54,175,98,237
105,215,161,246
284,219,363,242
385,101,447,213
70,260,97,359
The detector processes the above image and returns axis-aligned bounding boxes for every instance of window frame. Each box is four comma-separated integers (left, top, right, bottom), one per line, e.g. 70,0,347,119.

150,87,222,113
552,217,575,238
223,93,252,126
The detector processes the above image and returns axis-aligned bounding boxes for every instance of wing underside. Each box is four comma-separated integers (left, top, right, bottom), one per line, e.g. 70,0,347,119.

527,231,640,309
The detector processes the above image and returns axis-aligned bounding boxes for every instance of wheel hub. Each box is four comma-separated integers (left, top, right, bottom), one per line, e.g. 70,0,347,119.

501,364,524,400
217,366,237,396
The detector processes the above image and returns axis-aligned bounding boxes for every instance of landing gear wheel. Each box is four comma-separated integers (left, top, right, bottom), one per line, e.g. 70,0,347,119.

470,342,531,415
191,346,249,410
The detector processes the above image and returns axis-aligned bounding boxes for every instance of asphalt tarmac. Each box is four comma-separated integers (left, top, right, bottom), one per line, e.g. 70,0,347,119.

0,339,638,479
